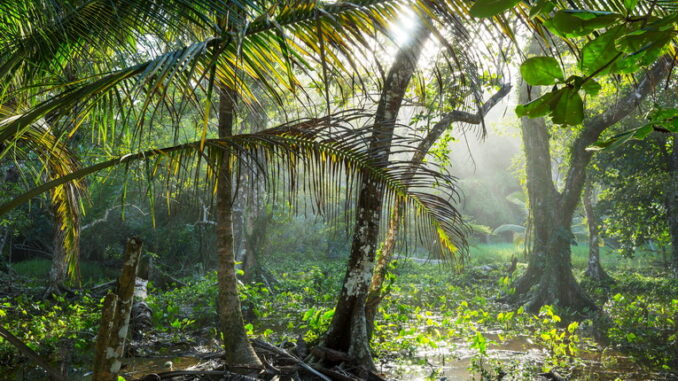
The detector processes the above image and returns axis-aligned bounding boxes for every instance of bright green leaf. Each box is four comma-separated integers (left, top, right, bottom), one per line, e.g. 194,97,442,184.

520,56,564,85
623,0,639,12
516,90,561,118
469,0,521,18
552,87,584,125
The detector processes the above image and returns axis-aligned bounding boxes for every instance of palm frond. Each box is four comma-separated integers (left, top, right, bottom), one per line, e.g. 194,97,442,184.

1,111,466,273
0,0,492,154
1,116,83,280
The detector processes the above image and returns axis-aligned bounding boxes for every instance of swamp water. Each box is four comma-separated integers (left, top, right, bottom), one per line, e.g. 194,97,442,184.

2,334,665,380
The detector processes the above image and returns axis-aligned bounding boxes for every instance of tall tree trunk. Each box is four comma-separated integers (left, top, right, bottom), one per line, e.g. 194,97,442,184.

669,133,678,275
321,24,430,370
512,78,594,312
512,49,671,312
582,180,612,282
215,88,262,367
365,84,511,337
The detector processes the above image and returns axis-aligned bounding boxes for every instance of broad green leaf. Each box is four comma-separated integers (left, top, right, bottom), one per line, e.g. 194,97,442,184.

580,25,627,75
623,0,639,12
616,30,674,54
469,0,521,18
552,87,583,125
515,90,561,118
520,57,564,85
529,0,555,18
572,76,602,95
545,10,621,37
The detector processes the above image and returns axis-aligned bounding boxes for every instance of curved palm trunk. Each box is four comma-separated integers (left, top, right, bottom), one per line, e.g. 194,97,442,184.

365,84,512,337
322,24,430,370
215,89,261,366
582,180,612,282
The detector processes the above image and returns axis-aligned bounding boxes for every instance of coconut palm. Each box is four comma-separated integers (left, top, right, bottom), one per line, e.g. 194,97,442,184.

0,0,479,369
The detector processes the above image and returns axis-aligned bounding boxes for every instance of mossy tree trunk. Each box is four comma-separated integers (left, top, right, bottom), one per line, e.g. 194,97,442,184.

93,237,142,381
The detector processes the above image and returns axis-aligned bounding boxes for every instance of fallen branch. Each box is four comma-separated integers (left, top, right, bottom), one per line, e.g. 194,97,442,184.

136,370,261,380
310,345,352,363
251,339,331,381
0,326,65,381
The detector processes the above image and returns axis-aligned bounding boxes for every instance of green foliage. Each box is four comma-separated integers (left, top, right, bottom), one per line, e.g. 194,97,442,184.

0,293,101,366
469,0,521,18
606,294,678,369
590,106,678,150
514,2,676,125
520,57,564,86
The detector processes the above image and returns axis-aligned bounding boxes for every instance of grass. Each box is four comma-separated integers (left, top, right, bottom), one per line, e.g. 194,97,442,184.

465,243,665,274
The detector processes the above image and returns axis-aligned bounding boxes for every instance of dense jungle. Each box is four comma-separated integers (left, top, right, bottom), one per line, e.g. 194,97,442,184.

0,1,677,380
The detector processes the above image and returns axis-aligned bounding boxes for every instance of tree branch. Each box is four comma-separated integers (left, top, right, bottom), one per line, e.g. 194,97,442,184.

560,55,674,218
412,83,512,166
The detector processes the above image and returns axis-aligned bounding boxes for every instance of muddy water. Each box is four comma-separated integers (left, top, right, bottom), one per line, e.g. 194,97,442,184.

1,355,200,380
384,334,667,381
1,334,667,380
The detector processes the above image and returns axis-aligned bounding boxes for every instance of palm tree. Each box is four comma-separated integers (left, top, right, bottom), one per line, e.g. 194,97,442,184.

0,0,478,369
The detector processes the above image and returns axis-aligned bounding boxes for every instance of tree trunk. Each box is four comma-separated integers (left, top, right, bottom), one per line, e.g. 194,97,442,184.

215,88,262,367
93,237,143,381
321,24,430,370
513,74,595,313
512,51,671,312
582,180,612,282
364,206,399,340
669,133,678,275
365,83,512,337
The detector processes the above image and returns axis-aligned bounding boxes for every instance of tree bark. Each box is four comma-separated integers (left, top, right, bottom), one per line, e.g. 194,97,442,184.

215,88,262,366
513,51,672,312
365,84,511,337
582,180,612,282
669,133,678,275
321,24,430,370
93,237,143,381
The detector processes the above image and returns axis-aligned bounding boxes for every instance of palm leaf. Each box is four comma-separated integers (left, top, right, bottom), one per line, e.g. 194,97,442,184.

0,111,465,275
1,117,83,280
